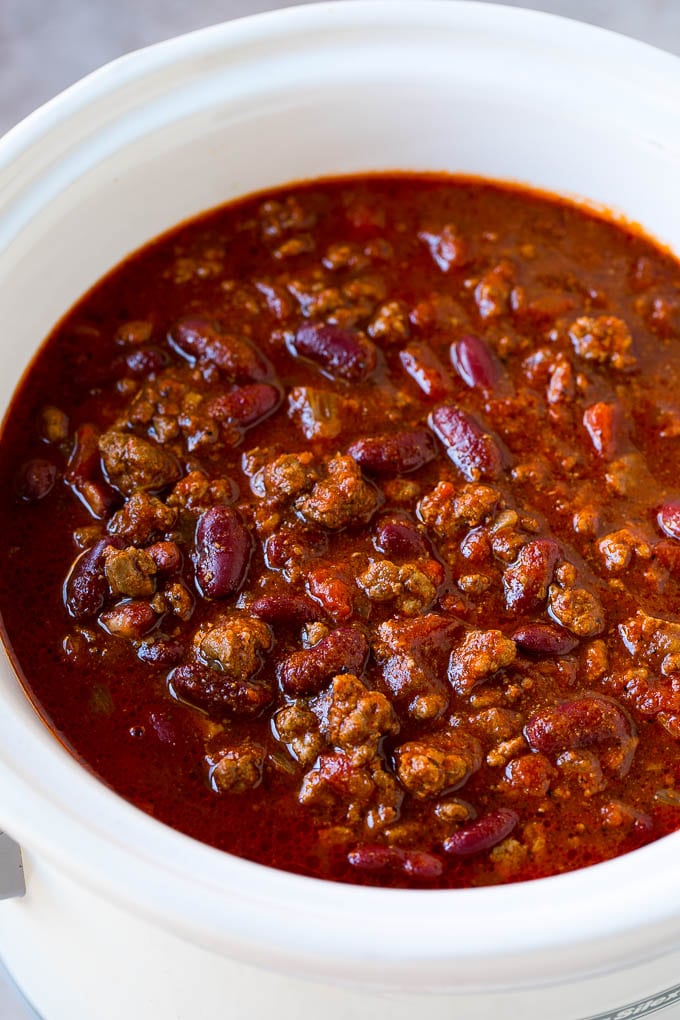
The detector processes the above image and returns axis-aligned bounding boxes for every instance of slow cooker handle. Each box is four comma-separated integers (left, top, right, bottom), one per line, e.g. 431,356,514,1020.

0,833,25,898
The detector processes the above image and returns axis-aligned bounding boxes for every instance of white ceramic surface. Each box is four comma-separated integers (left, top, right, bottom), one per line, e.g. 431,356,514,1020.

1,3,680,1018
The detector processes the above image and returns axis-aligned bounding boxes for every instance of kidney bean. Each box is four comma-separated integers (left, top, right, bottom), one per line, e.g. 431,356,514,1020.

76,479,118,520
66,423,100,485
147,541,182,575
15,458,57,501
288,322,377,382
347,429,436,475
512,622,579,656
169,317,269,381
583,402,621,459
193,506,253,599
658,502,680,541
375,518,429,559
348,845,443,881
64,537,123,619
399,342,452,400
429,404,504,481
450,335,500,391
250,593,323,625
525,696,635,757
125,346,169,376
169,663,272,717
503,539,560,613
206,383,280,428
100,600,158,639
137,637,187,666
443,808,518,855
264,527,328,570
278,626,369,696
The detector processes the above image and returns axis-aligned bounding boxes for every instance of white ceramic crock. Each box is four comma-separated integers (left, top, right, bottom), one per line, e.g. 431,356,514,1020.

1,3,680,1018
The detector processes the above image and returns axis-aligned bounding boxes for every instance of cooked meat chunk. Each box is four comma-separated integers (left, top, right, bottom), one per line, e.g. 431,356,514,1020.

251,452,317,503
620,610,680,676
598,528,652,571
448,630,517,694
99,430,180,495
549,585,604,637
298,752,403,830
367,300,411,343
159,581,194,620
568,315,636,371
295,454,379,529
312,673,399,765
196,615,272,678
418,481,498,538
209,740,266,793
107,491,178,544
474,262,513,319
470,707,523,741
103,546,157,597
274,703,325,766
357,559,436,615
374,615,460,720
555,750,607,797
394,731,482,799
167,470,233,510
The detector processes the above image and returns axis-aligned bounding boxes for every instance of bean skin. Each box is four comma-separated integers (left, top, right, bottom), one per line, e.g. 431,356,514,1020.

169,663,272,718
348,845,443,880
206,383,281,428
658,502,680,541
347,429,436,475
169,317,269,381
525,696,635,757
450,335,500,391
64,537,123,619
512,623,579,656
429,404,504,481
443,809,518,856
375,518,429,560
15,458,57,501
250,593,324,625
100,600,157,639
147,541,182,575
66,423,100,485
125,346,169,376
193,506,253,599
288,322,377,382
137,638,187,666
278,626,369,696
503,539,560,613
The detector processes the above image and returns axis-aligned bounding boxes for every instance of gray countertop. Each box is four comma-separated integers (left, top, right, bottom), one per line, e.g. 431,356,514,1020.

1,0,680,136
0,1,679,1017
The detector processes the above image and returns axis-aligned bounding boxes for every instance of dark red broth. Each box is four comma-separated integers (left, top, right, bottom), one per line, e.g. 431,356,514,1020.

3,175,680,888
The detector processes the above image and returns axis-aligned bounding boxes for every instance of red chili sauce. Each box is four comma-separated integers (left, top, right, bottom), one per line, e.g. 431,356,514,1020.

2,175,680,888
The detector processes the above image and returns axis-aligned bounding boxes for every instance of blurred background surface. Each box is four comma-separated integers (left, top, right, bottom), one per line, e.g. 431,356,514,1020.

1,0,680,135
0,0,679,1016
